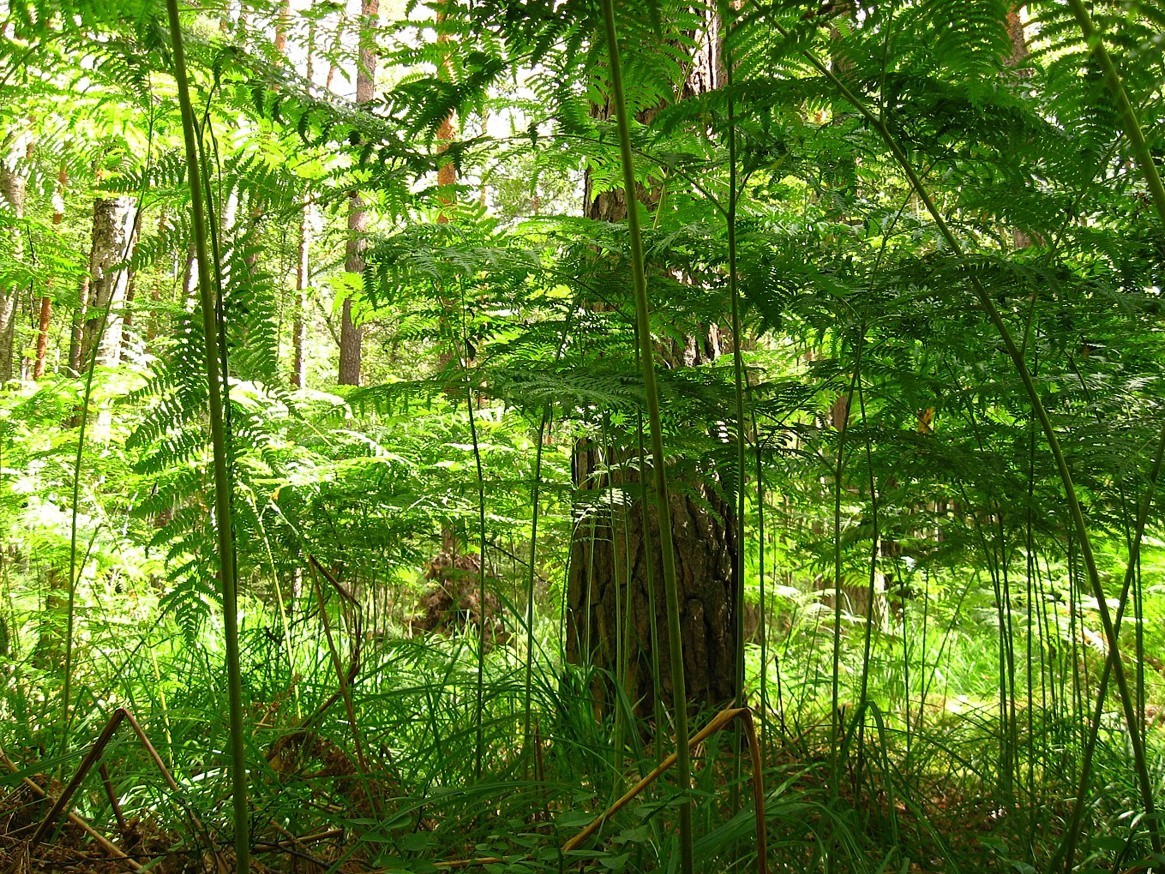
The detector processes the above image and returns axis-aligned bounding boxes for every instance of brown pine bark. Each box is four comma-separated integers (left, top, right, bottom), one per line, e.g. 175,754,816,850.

338,0,379,386
274,0,290,54
566,6,739,718
67,276,87,376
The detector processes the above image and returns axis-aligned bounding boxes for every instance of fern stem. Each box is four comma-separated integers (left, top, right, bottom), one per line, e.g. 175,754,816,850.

466,379,487,783
164,4,250,871
522,408,547,761
768,14,1161,851
718,0,750,822
598,4,693,871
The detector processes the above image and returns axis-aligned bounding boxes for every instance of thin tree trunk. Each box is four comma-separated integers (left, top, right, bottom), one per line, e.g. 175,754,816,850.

79,196,137,370
33,167,67,380
67,277,87,376
293,205,310,389
274,0,290,54
435,0,460,553
0,149,28,384
338,0,379,386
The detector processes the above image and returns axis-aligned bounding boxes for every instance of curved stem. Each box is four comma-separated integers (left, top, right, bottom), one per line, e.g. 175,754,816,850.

763,13,1159,848
164,3,250,871
598,3,693,871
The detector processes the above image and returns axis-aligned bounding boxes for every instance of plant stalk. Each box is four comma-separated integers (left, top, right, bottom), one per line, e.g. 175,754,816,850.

164,3,250,870
598,3,693,871
766,14,1160,848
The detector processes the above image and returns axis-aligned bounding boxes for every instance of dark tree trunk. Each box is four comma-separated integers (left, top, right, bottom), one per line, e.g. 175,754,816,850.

338,0,379,386
67,276,87,376
567,446,738,715
565,4,738,718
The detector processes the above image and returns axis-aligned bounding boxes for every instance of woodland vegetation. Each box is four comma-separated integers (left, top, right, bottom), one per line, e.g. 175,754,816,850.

1,1,1165,872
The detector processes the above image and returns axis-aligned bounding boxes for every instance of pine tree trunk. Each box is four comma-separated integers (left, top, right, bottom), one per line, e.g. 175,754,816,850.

33,168,67,380
566,6,739,717
338,0,379,386
567,444,738,715
33,297,51,380
67,277,87,376
79,196,137,370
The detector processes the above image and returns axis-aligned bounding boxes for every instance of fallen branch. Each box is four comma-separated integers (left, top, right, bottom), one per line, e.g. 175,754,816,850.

0,747,140,871
19,706,226,873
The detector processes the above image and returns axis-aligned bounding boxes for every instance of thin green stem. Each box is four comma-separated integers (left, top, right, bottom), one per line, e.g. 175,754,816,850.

764,14,1159,848
719,0,750,818
164,3,250,871
598,4,693,871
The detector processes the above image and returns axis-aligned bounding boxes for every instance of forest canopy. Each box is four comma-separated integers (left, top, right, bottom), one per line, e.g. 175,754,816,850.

1,1,1164,873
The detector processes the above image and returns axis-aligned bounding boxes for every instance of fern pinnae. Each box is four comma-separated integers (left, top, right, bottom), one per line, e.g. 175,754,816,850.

763,1,1163,854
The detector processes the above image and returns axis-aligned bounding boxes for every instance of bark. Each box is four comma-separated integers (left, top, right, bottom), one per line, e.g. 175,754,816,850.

566,5,739,716
567,446,738,715
67,277,87,376
0,157,27,384
33,297,51,379
338,0,379,386
274,0,290,54
1005,7,1033,250
31,167,68,379
79,196,137,370
292,205,310,389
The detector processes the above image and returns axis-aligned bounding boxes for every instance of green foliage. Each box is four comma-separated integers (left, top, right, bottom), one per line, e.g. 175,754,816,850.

2,2,1165,873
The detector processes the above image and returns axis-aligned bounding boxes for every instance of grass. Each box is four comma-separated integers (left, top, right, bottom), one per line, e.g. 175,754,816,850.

3,550,1164,874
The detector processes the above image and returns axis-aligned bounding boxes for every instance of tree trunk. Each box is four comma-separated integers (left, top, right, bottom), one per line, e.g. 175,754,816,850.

79,196,137,370
292,204,310,389
31,168,69,380
338,0,379,386
285,10,310,390
67,276,87,376
567,444,738,715
0,152,28,384
566,5,738,717
274,0,290,54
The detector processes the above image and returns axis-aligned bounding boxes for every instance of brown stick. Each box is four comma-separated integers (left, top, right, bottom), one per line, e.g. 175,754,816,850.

28,708,127,847
562,706,767,874
21,706,227,873
99,762,127,830
118,708,226,872
0,749,141,871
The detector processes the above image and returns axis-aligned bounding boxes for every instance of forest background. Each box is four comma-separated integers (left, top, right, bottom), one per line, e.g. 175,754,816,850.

1,1,1165,872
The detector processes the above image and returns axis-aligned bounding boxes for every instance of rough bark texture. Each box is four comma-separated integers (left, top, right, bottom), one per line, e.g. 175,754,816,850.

80,196,137,370
33,168,66,380
567,448,737,715
566,5,738,717
32,296,51,380
0,157,27,384
67,276,87,376
338,0,379,386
